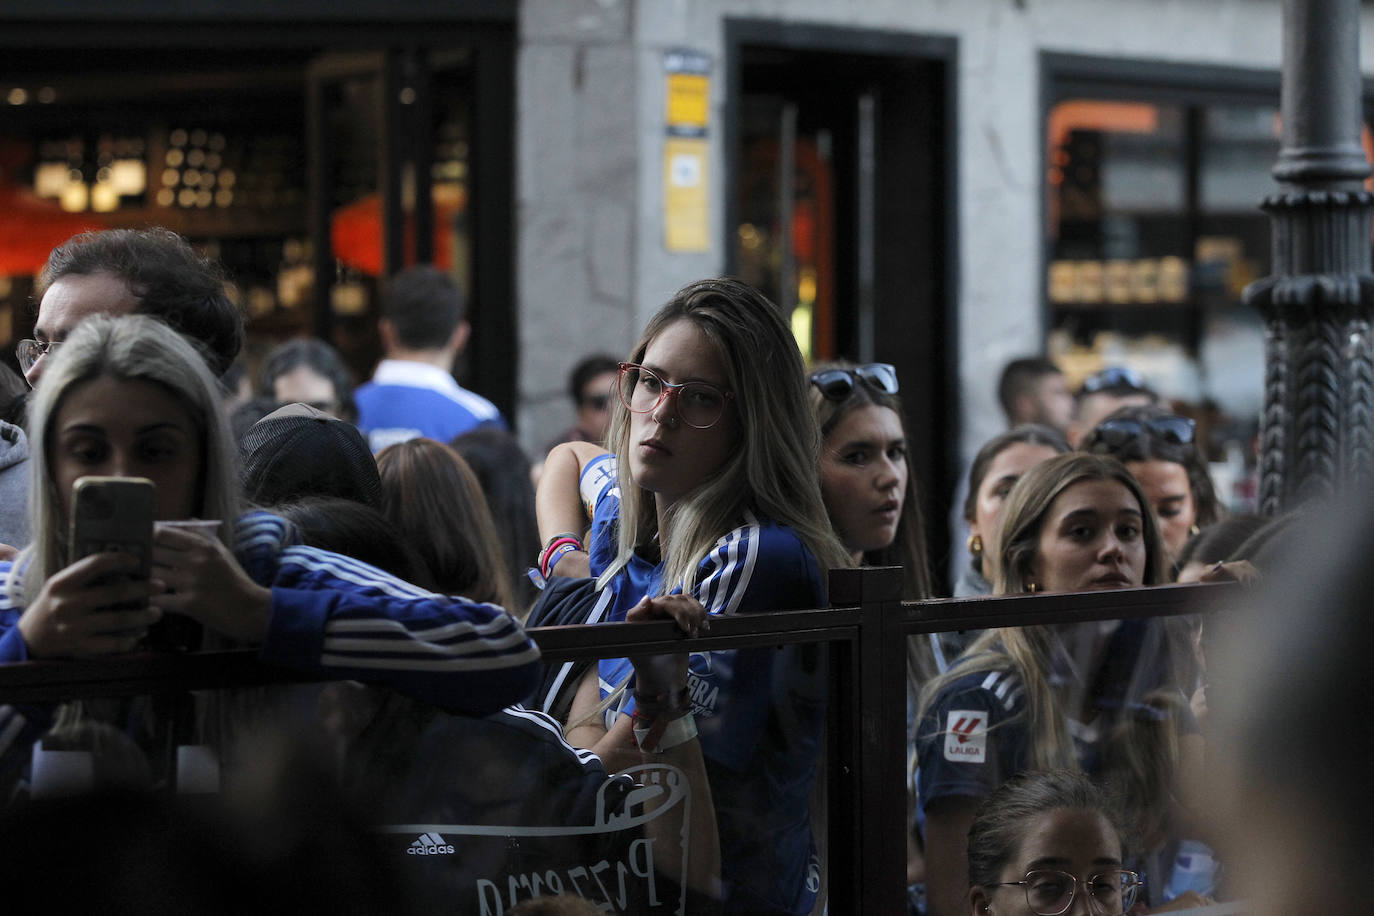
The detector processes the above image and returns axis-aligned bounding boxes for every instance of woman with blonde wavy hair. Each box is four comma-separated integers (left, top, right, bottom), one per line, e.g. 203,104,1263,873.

537,276,850,915
914,453,1200,916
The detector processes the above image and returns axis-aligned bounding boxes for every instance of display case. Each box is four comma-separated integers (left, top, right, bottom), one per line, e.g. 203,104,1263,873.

1041,58,1306,508
0,36,506,411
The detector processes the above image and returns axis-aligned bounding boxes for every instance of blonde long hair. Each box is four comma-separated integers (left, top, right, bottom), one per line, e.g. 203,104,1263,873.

599,277,851,597
10,314,240,603
918,453,1184,843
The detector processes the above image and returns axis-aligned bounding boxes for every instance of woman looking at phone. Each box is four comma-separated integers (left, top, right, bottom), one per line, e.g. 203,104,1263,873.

537,277,850,915
0,315,539,736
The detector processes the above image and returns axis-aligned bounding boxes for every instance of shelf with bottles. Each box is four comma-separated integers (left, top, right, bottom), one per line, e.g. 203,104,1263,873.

29,123,306,239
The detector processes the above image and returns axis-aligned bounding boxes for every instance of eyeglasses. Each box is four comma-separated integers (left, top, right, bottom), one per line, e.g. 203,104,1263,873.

16,339,58,375
1094,414,1196,448
808,363,899,400
987,867,1142,916
1080,366,1147,394
617,362,734,429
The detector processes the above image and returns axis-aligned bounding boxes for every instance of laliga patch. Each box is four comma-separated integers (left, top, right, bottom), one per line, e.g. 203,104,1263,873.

944,709,987,763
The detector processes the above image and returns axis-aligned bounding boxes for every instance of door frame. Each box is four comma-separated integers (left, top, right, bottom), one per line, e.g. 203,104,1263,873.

723,19,962,580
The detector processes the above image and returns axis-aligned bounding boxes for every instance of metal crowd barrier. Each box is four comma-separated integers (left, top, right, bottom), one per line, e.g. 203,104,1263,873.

0,567,1230,914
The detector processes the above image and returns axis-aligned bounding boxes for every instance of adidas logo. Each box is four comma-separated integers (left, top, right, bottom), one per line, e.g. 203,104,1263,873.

407,832,455,855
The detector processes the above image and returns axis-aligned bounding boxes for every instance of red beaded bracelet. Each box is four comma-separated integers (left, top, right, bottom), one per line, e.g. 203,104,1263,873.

538,533,585,579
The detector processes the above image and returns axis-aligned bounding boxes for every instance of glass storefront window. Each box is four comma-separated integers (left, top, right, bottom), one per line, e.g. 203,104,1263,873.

1045,93,1282,512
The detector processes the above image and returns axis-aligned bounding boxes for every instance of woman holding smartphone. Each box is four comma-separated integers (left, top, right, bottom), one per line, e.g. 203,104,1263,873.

0,315,540,752
537,277,850,915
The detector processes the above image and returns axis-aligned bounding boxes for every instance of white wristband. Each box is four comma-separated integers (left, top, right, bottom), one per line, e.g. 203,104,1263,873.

633,712,698,753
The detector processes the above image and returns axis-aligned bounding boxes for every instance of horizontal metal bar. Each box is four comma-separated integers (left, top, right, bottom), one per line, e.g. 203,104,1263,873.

0,585,1227,704
900,581,1234,634
528,607,862,658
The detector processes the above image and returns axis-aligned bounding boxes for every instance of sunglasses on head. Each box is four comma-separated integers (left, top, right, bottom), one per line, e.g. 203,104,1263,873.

1094,414,1196,447
1080,366,1147,394
809,363,900,400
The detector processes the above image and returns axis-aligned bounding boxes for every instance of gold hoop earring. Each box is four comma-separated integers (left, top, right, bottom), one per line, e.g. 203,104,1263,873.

1189,524,1200,537
967,534,983,557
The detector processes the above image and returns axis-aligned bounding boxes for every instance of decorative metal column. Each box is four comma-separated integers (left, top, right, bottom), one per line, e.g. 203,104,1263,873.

1244,0,1374,512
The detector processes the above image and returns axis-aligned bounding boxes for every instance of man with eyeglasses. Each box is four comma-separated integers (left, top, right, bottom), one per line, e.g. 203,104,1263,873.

0,228,243,555
1069,366,1158,447
21,228,242,389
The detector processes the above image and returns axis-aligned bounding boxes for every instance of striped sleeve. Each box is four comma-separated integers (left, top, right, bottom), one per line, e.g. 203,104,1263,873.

494,705,608,774
692,511,823,616
261,543,541,716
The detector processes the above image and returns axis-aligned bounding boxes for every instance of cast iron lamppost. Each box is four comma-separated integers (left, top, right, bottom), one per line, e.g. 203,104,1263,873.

1245,0,1374,512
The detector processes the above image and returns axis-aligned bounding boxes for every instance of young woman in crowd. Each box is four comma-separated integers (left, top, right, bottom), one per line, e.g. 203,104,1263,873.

956,425,1070,598
808,360,933,601
808,360,936,892
537,276,851,915
376,437,515,612
1079,405,1223,565
916,453,1200,916
967,769,1141,916
966,768,1209,916
0,315,540,763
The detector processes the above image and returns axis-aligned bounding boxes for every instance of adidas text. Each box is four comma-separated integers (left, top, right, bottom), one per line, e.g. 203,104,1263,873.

408,832,455,855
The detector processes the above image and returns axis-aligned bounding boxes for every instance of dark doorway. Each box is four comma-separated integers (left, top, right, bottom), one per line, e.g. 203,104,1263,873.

726,22,959,590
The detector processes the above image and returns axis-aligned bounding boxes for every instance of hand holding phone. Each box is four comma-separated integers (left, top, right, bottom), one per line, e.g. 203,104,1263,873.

67,476,154,610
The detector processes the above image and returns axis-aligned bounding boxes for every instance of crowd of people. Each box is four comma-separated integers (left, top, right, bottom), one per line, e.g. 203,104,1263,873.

0,226,1326,914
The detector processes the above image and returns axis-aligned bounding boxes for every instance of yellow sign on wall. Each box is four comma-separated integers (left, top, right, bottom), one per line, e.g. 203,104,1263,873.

666,73,709,131
663,49,711,253
664,136,709,252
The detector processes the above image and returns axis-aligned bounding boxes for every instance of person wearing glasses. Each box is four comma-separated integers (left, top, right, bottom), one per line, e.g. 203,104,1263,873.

916,453,1201,916
0,315,542,778
967,768,1209,915
1080,405,1223,565
1070,367,1157,448
1,229,246,560
24,228,242,389
536,277,851,915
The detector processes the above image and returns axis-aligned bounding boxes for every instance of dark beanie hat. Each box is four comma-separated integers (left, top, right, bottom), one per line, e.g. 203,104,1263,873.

239,403,382,510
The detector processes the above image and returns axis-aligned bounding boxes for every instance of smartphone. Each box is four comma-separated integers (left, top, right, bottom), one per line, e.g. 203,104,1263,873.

68,476,154,606
68,476,201,652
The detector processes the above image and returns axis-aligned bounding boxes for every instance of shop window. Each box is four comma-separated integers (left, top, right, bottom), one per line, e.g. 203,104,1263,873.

1045,84,1294,511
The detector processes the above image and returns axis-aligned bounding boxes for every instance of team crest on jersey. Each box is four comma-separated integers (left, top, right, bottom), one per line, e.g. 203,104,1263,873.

944,709,987,763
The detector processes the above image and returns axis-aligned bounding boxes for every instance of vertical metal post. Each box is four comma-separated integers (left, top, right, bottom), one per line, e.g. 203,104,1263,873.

857,93,877,363
1245,0,1374,511
831,565,907,914
778,102,798,316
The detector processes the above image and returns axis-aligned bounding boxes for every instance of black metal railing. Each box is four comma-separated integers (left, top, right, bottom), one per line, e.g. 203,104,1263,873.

0,568,1231,914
